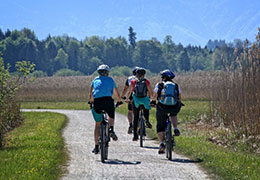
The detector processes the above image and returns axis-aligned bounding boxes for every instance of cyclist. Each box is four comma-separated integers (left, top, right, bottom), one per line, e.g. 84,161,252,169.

89,64,122,154
150,69,182,154
126,67,153,141
120,67,139,134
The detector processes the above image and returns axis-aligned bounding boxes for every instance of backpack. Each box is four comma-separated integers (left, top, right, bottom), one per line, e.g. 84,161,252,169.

134,79,148,97
158,81,178,105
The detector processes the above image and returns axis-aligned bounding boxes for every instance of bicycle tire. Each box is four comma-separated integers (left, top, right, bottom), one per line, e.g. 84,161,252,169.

100,123,106,163
165,122,173,160
104,123,109,160
139,116,144,147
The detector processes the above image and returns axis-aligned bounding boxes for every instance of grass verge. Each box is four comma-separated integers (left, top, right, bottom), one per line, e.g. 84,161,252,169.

0,112,68,180
20,100,260,179
117,100,260,180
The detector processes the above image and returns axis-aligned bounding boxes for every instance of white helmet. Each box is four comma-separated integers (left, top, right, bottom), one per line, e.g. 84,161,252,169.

97,64,110,76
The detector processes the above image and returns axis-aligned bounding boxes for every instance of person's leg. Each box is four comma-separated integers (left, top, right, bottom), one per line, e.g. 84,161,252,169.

143,108,152,128
156,106,167,153
92,121,101,154
94,122,101,145
170,115,180,136
132,103,140,140
127,102,133,134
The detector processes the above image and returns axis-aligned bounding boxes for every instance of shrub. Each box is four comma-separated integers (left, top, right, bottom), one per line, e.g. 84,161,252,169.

0,55,34,147
31,70,48,77
54,68,84,76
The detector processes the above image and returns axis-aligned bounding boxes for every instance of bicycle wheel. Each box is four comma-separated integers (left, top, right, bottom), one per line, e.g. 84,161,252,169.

100,123,106,163
165,122,173,160
104,123,109,160
139,116,144,147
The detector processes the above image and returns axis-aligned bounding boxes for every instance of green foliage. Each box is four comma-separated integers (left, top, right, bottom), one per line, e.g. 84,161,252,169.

0,112,68,179
0,28,245,76
54,68,83,76
0,52,35,147
31,70,48,77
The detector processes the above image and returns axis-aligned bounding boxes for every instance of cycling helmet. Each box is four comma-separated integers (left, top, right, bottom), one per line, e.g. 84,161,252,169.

97,64,110,76
132,66,139,75
160,69,175,79
136,67,146,75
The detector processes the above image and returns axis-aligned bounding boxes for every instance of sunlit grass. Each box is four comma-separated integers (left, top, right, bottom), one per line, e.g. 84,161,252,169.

0,112,68,180
117,100,260,180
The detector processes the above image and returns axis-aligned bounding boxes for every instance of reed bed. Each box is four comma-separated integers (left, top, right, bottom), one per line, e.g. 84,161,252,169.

17,73,215,102
210,39,260,139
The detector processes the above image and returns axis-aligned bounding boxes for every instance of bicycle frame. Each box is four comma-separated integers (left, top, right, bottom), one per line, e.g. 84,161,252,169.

100,111,110,163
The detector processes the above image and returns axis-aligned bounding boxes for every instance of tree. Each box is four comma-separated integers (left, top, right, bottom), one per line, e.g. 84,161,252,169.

133,40,166,72
104,37,128,67
0,29,4,41
85,36,105,62
177,49,190,71
128,26,136,49
162,35,177,71
53,48,69,72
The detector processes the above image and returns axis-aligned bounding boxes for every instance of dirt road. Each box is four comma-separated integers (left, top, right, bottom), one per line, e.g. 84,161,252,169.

22,109,210,180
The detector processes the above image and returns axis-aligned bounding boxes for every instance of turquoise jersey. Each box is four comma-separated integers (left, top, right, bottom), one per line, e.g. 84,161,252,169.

91,76,116,99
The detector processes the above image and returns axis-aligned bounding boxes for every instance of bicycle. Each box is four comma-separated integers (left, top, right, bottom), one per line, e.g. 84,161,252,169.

89,101,122,163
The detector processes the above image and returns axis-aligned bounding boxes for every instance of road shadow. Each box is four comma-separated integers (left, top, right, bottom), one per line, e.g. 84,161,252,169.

104,159,141,165
142,145,159,150
168,158,203,163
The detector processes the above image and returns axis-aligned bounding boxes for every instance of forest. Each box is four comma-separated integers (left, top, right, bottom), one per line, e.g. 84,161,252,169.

0,27,246,76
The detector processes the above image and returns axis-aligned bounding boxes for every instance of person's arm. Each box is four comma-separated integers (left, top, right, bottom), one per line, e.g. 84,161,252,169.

121,85,129,99
147,84,153,98
113,87,121,102
152,92,158,101
125,83,134,102
89,86,94,103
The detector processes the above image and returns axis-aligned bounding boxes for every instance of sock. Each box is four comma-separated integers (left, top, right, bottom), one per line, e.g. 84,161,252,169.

174,127,179,130
110,126,114,131
129,123,133,127
95,144,99,149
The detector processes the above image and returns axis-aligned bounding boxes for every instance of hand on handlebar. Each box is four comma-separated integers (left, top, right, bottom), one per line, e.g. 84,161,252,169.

116,101,123,107
150,100,156,107
88,101,93,109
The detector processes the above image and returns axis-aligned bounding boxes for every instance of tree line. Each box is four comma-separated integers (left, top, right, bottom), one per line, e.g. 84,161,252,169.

0,27,246,76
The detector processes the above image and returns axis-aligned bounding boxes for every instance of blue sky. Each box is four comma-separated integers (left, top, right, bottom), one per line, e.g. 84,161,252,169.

1,0,260,46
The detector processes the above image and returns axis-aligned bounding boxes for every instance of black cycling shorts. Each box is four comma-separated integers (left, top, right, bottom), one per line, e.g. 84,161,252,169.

156,102,181,133
93,96,115,119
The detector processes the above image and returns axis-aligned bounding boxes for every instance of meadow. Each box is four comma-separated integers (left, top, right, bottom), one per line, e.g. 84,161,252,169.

1,69,259,180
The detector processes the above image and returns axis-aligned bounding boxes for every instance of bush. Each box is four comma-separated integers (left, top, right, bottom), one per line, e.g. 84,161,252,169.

54,69,84,76
0,56,34,148
31,70,48,77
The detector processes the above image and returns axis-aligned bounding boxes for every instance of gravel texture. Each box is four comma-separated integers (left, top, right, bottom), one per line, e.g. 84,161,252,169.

22,109,211,180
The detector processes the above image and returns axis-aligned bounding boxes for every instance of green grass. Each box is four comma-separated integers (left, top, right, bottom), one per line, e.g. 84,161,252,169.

0,112,68,180
19,100,260,180
117,100,260,180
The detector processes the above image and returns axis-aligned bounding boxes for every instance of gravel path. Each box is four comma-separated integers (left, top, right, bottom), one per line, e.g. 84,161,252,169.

22,109,210,180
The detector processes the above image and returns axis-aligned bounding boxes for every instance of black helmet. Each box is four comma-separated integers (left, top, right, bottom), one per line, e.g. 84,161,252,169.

160,69,175,79
97,64,110,76
132,66,139,75
136,67,146,75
